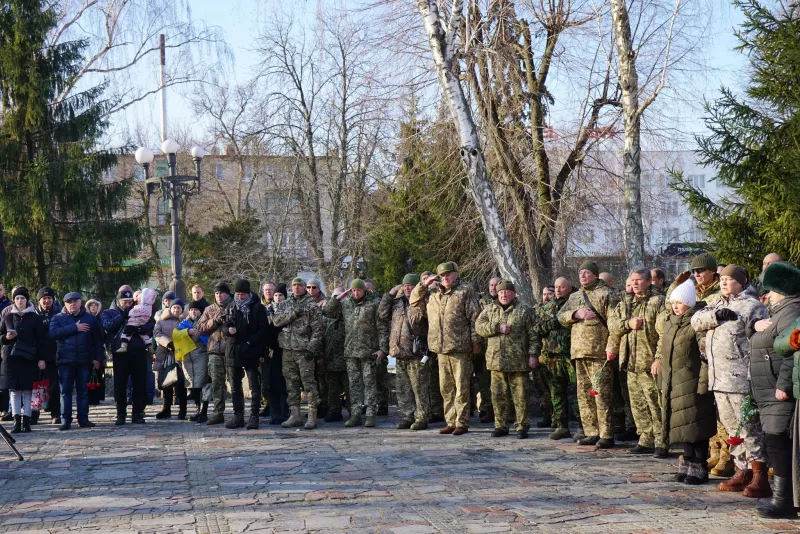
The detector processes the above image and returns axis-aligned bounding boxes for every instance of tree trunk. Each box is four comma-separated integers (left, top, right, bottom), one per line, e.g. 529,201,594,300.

610,0,645,269
417,0,532,305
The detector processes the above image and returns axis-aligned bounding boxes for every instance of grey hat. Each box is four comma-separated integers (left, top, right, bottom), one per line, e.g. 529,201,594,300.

63,292,82,303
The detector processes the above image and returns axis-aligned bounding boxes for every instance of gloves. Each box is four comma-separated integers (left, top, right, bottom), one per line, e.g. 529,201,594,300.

304,351,315,361
715,309,738,322
167,341,175,351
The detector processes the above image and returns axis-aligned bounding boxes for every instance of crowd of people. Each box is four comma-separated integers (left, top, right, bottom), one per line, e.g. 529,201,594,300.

0,251,799,519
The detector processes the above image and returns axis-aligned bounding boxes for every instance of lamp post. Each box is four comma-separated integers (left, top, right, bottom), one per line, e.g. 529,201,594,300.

135,141,205,301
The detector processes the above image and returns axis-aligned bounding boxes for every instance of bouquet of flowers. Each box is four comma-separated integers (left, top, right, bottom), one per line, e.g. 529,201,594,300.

727,394,757,446
588,360,608,396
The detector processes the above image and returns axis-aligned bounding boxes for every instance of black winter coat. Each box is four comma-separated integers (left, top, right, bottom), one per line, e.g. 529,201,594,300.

264,304,286,393
659,304,716,444
0,305,45,390
225,294,268,368
749,295,800,435
35,305,59,363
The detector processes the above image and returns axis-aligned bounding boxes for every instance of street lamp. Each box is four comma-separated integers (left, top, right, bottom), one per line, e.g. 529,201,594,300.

136,140,205,301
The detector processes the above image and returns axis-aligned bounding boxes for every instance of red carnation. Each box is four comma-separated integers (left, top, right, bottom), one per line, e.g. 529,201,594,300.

588,389,599,396
727,436,744,446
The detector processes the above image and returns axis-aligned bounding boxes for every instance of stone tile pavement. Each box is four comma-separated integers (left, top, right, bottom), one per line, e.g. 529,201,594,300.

0,402,796,533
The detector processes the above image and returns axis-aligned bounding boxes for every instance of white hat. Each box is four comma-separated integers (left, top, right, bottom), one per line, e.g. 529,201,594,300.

670,279,696,307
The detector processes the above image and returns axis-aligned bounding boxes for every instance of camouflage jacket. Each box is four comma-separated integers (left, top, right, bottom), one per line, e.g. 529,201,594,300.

378,292,428,360
272,293,324,354
410,279,481,355
323,315,346,371
480,294,497,309
195,298,234,355
324,292,389,360
608,290,666,372
532,292,575,359
557,280,615,360
476,299,537,372
312,293,329,309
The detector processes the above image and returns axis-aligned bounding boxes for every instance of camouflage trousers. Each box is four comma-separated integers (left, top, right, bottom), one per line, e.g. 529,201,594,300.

491,371,530,432
613,360,635,432
208,353,227,416
575,358,614,439
376,357,390,409
715,391,767,469
326,370,349,413
532,364,552,420
429,353,444,418
439,353,473,429
316,359,329,412
396,358,431,423
547,354,578,428
346,358,378,417
283,350,318,407
627,370,664,448
710,419,731,463
471,353,492,414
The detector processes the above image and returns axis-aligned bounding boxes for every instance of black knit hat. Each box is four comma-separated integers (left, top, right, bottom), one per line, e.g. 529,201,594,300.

234,279,251,294
162,291,176,301
214,282,232,296
36,287,55,300
188,301,204,312
171,298,186,310
274,283,287,298
763,262,800,297
12,287,29,300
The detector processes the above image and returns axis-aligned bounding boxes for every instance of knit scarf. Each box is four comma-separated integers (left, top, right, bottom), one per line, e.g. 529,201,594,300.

233,293,253,323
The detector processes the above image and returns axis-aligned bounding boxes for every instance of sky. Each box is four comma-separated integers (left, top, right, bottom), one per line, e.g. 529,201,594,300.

114,0,749,153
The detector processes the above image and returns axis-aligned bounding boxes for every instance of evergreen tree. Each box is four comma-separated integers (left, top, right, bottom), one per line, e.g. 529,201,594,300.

0,0,147,297
670,0,800,274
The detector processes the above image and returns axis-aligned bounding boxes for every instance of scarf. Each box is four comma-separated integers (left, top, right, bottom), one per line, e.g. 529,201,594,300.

233,292,253,323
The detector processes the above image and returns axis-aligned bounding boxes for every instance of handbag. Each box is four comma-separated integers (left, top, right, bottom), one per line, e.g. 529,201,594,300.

158,352,179,388
31,377,50,410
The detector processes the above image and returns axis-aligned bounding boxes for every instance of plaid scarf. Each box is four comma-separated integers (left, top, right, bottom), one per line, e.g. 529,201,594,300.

233,292,253,324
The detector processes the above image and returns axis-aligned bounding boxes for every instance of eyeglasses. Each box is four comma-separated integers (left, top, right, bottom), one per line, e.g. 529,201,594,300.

306,286,318,290
691,268,708,274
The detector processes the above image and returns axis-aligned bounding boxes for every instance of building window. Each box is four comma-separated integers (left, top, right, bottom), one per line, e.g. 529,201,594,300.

157,197,168,226
156,161,168,178
134,165,144,182
216,163,224,181
689,174,705,189
243,163,253,183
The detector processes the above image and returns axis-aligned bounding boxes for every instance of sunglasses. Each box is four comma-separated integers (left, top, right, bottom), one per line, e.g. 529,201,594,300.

306,286,318,289
691,268,709,274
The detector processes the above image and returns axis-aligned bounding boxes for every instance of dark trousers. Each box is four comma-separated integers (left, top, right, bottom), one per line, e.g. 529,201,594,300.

766,432,792,478
58,364,91,423
229,366,261,416
44,362,61,418
114,351,148,416
682,439,710,462
269,390,289,421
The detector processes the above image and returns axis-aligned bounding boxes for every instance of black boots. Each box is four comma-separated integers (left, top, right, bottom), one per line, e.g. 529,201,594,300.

11,415,21,434
22,416,31,432
758,476,798,518
190,401,209,423
156,389,173,419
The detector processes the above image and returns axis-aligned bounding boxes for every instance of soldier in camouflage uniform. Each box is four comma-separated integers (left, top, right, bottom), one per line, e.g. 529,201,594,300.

196,282,236,425
533,277,578,440
608,268,668,457
324,279,389,427
531,285,555,428
612,278,637,442
476,280,537,439
476,277,500,422
558,260,617,448
364,279,391,416
272,277,325,429
323,287,349,422
379,274,431,430
421,271,445,422
306,279,330,418
411,262,482,435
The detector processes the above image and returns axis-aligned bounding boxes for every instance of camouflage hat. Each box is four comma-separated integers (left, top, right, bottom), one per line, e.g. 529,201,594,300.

402,273,420,285
291,277,305,286
350,279,366,290
436,261,458,275
496,280,516,292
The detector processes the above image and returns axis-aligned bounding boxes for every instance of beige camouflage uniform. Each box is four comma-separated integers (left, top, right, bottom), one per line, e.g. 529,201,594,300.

411,280,481,429
608,289,666,448
324,293,389,418
273,293,324,408
476,298,537,432
196,298,234,418
558,280,616,439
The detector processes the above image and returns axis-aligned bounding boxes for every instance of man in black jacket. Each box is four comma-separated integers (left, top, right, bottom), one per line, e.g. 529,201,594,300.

225,279,268,430
34,287,61,424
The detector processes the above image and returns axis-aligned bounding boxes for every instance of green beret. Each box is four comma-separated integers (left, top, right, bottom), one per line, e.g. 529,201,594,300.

496,280,515,292
291,277,305,286
578,260,599,276
436,261,458,275
350,279,366,290
690,253,717,272
402,273,420,285
763,262,800,297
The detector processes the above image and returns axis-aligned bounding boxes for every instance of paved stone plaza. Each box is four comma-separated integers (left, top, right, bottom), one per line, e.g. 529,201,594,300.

0,403,795,534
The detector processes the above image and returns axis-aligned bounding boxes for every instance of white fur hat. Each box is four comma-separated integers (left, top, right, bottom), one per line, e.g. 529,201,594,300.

670,279,696,307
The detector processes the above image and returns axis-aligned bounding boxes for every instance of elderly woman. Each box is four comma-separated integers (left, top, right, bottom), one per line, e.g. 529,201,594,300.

0,287,46,433
85,299,105,406
153,299,188,419
178,301,209,422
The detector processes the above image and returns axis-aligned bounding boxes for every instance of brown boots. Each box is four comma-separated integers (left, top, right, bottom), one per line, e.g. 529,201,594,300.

718,461,772,498
718,466,753,492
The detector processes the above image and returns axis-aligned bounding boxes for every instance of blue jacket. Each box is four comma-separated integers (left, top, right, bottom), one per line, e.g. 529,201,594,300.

101,299,155,354
0,296,10,314
49,307,105,366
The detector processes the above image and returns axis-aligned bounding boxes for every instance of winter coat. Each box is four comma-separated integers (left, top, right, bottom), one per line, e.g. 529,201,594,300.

34,305,60,363
0,304,45,390
750,296,800,435
659,304,716,444
691,286,768,393
532,291,575,359
608,290,666,372
101,298,155,354
224,293,268,368
190,297,210,314
195,298,234,355
153,309,181,369
324,293,389,360
557,280,615,360
410,279,481,355
773,318,800,399
176,317,208,388
379,292,428,360
273,293,324,355
323,315,346,371
0,296,10,314
476,299,537,372
49,307,105,366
